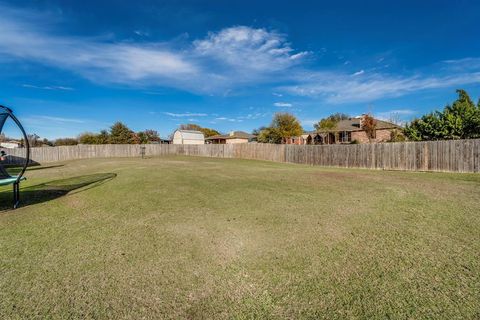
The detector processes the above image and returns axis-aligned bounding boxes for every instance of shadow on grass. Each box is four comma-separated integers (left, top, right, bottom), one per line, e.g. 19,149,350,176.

5,164,65,176
0,173,117,211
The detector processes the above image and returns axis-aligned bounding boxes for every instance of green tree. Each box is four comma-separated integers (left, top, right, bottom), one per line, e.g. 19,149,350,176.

179,124,219,137
257,127,282,143
179,123,202,131
78,132,100,144
41,138,54,146
137,131,148,144
109,122,135,144
405,89,480,141
200,127,220,137
252,127,266,136
389,129,406,142
97,130,110,144
314,113,350,131
144,129,161,142
135,130,160,144
270,112,303,143
54,138,78,146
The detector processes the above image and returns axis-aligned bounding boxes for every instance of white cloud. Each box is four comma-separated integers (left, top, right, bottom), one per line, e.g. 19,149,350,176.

22,84,74,91
375,109,417,125
300,119,318,128
38,116,85,123
273,102,293,107
1,3,480,103
215,117,242,122
440,57,480,72
193,26,309,74
0,6,308,93
25,115,86,124
282,70,480,104
163,112,208,117
380,109,416,116
0,4,198,88
134,30,150,37
238,112,269,120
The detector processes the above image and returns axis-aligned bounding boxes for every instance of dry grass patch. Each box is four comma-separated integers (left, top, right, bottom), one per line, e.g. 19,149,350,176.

1,156,479,319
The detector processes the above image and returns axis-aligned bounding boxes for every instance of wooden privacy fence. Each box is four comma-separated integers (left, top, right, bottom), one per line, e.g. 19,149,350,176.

3,139,480,173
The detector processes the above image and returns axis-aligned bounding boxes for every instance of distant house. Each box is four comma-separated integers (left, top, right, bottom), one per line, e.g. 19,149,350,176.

206,131,256,144
285,115,402,145
285,136,307,145
306,116,402,144
0,140,21,149
172,130,205,145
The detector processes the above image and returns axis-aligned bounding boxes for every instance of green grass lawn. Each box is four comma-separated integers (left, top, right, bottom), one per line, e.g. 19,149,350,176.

1,156,479,319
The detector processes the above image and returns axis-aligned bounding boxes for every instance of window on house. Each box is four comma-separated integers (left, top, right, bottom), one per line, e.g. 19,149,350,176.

339,131,351,143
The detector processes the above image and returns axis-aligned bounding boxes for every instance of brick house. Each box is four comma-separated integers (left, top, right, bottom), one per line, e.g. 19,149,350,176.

206,131,256,144
284,136,307,145
293,116,402,145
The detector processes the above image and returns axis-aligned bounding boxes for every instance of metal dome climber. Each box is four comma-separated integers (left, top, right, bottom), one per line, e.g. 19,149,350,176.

0,105,30,208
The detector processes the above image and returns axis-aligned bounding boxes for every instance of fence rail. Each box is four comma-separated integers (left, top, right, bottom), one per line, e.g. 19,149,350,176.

3,139,480,173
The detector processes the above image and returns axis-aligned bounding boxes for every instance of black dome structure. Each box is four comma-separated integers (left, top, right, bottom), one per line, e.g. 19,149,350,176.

0,105,30,208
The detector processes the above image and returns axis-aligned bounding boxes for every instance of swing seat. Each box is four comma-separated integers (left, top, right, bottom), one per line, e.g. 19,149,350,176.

0,176,26,186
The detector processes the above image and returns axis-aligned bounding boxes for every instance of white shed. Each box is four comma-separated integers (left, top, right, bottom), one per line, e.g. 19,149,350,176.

172,130,205,145
0,141,21,149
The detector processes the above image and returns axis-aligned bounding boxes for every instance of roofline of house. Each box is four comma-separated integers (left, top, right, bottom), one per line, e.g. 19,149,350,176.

313,127,400,133
175,129,204,134
206,135,252,140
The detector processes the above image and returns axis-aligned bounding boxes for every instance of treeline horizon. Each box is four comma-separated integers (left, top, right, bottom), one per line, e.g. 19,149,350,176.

3,89,478,146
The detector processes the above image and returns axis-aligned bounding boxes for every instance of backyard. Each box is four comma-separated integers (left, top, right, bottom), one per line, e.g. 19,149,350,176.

0,156,479,319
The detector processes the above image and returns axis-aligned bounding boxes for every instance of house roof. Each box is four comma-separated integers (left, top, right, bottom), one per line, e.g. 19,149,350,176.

206,131,256,140
314,117,402,133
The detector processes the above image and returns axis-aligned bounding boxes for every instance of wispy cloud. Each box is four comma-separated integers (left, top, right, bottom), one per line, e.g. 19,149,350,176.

1,3,479,104
0,4,197,88
379,109,416,116
273,102,293,107
300,119,318,128
215,117,242,122
134,30,150,37
375,109,417,123
0,4,308,94
163,112,208,117
237,112,269,120
22,84,74,91
25,115,86,124
282,69,480,104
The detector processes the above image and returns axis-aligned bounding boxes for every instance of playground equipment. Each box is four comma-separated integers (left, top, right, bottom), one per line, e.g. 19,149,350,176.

0,105,30,208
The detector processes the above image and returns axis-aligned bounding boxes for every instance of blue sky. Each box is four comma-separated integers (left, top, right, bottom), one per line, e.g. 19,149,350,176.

1,0,480,139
